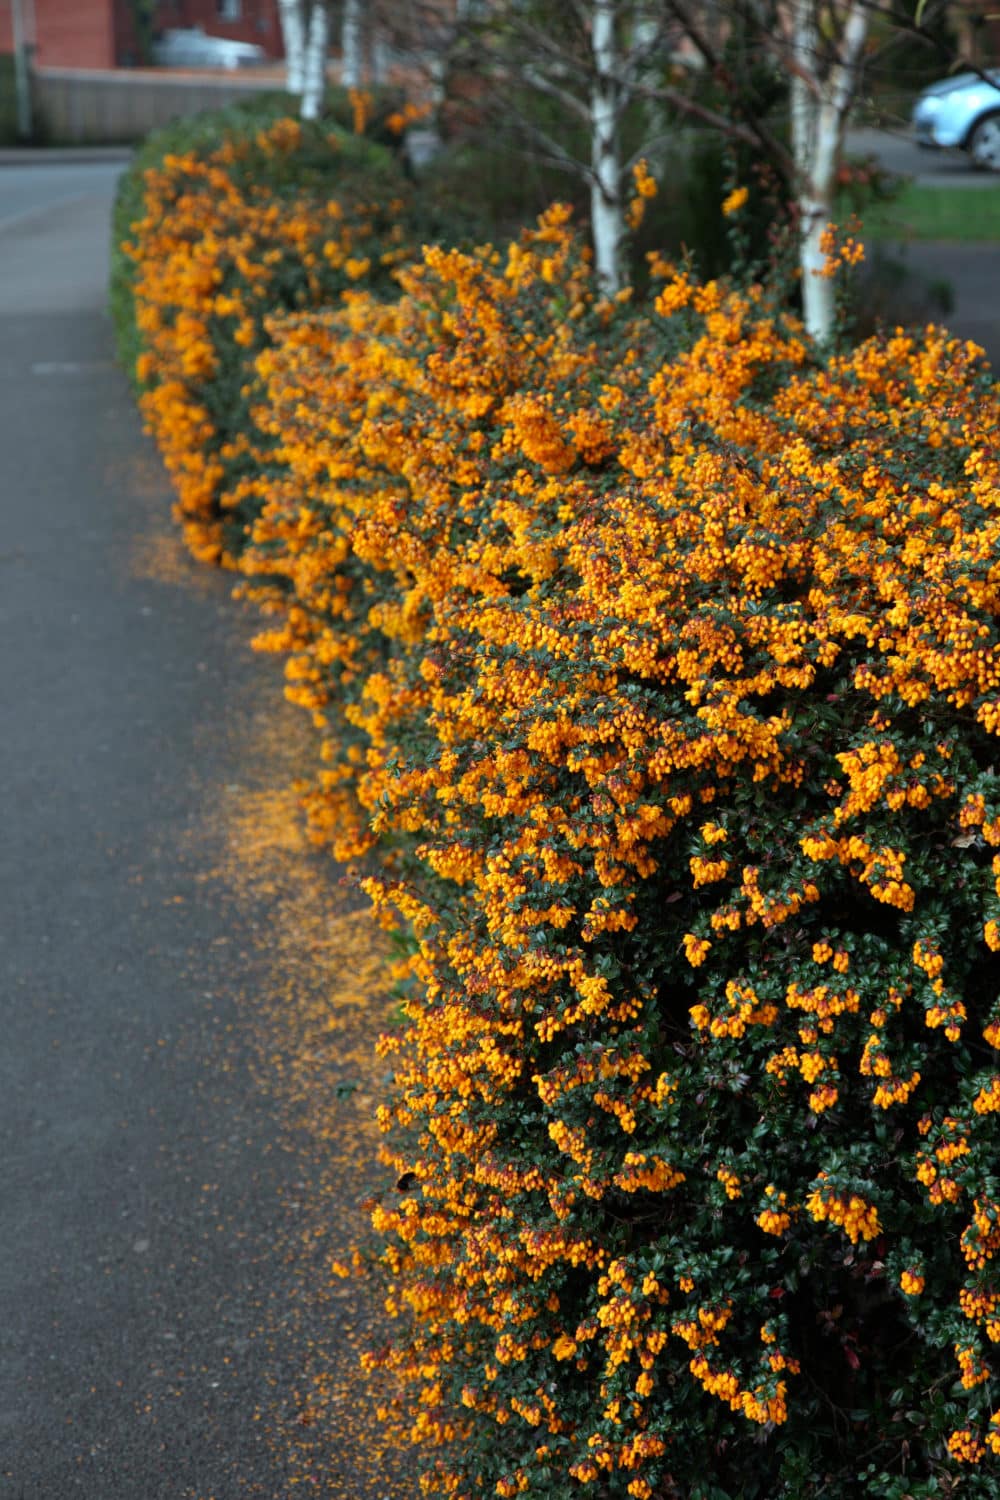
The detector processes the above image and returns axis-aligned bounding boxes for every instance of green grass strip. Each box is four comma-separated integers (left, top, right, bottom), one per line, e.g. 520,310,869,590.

858,181,1000,242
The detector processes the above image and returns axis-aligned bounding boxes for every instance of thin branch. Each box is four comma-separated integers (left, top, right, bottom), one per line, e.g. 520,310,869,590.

495,15,593,84
668,0,823,99
623,81,793,176
867,0,1000,92
617,15,676,89
520,65,595,127
563,0,601,32
652,0,797,179
504,108,599,187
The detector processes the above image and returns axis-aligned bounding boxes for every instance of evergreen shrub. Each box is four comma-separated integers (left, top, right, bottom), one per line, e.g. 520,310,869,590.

240,211,1000,1499
0,55,20,145
111,103,451,562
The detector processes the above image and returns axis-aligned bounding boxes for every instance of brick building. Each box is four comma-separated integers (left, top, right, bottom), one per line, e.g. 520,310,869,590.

0,0,283,68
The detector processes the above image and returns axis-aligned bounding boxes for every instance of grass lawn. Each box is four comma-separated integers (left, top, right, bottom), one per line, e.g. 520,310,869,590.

858,181,1000,241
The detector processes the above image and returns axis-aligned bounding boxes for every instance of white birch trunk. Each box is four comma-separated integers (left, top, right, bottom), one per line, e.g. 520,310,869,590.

590,0,624,295
278,0,307,95
302,0,331,120
370,31,388,87
633,14,663,167
428,51,447,124
792,0,870,343
341,0,363,90
797,103,839,346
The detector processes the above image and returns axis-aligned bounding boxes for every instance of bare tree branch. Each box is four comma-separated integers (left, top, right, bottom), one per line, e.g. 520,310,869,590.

490,16,593,85
505,108,600,185
671,0,822,99
655,0,797,177
617,17,677,92
520,66,597,126
620,83,792,173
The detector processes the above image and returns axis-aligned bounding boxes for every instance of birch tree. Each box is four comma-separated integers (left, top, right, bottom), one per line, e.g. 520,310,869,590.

589,1,626,290
656,0,956,340
277,0,333,116
414,0,958,339
439,0,793,295
788,0,872,339
302,1,332,119
442,2,687,294
341,0,364,88
278,0,307,95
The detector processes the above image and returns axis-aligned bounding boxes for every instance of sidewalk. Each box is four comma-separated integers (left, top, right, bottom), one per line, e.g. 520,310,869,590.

0,147,405,1500
846,126,992,187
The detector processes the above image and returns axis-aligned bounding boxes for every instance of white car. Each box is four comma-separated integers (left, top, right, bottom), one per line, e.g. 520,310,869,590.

912,71,1000,171
151,27,267,71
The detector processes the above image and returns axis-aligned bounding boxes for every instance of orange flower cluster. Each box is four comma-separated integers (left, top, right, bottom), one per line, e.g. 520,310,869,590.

805,1174,881,1244
123,117,412,562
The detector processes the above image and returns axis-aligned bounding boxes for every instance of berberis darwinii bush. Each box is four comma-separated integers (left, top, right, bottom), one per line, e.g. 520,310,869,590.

243,208,1000,1499
122,125,1000,1495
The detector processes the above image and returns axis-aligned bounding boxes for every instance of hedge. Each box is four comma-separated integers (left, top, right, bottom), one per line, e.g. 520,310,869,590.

117,116,1000,1500
111,101,469,563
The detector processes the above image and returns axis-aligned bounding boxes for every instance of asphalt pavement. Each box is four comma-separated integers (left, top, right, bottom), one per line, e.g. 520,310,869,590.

845,124,995,185
874,238,1000,367
0,165,408,1497
843,126,1000,366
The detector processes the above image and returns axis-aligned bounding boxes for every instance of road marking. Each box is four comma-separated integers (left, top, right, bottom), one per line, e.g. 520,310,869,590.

31,360,115,375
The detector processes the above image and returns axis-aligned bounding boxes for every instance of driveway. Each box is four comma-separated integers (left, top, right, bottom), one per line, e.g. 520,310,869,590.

841,128,1000,366
877,239,1000,366
0,162,407,1498
846,124,994,186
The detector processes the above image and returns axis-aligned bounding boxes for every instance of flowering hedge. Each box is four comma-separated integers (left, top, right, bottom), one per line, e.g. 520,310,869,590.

118,122,1000,1497
114,109,418,563
229,208,1000,1499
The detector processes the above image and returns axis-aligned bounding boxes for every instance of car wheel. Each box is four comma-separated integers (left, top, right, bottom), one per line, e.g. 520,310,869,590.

969,112,1000,171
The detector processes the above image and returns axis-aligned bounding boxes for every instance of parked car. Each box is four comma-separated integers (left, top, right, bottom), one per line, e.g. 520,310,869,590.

151,27,267,71
912,70,1000,171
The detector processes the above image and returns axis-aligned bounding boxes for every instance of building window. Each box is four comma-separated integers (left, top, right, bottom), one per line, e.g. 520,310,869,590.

217,0,242,20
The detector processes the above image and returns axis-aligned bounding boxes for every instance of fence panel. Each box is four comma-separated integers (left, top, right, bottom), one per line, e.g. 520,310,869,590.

34,67,284,144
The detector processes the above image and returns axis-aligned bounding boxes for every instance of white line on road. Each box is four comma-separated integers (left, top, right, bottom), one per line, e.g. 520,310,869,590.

31,361,115,375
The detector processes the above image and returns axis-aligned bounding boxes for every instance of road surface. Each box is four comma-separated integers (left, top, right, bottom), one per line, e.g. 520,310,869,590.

0,161,407,1499
840,128,1000,366
846,124,995,186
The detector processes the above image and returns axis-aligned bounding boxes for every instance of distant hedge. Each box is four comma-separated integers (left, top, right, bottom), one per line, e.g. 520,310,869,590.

0,55,21,145
110,99,469,561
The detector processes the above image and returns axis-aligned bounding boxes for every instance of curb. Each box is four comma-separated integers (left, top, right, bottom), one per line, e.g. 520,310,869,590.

0,146,135,166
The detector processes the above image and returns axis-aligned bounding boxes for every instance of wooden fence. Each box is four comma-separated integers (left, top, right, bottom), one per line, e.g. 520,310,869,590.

33,66,286,144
